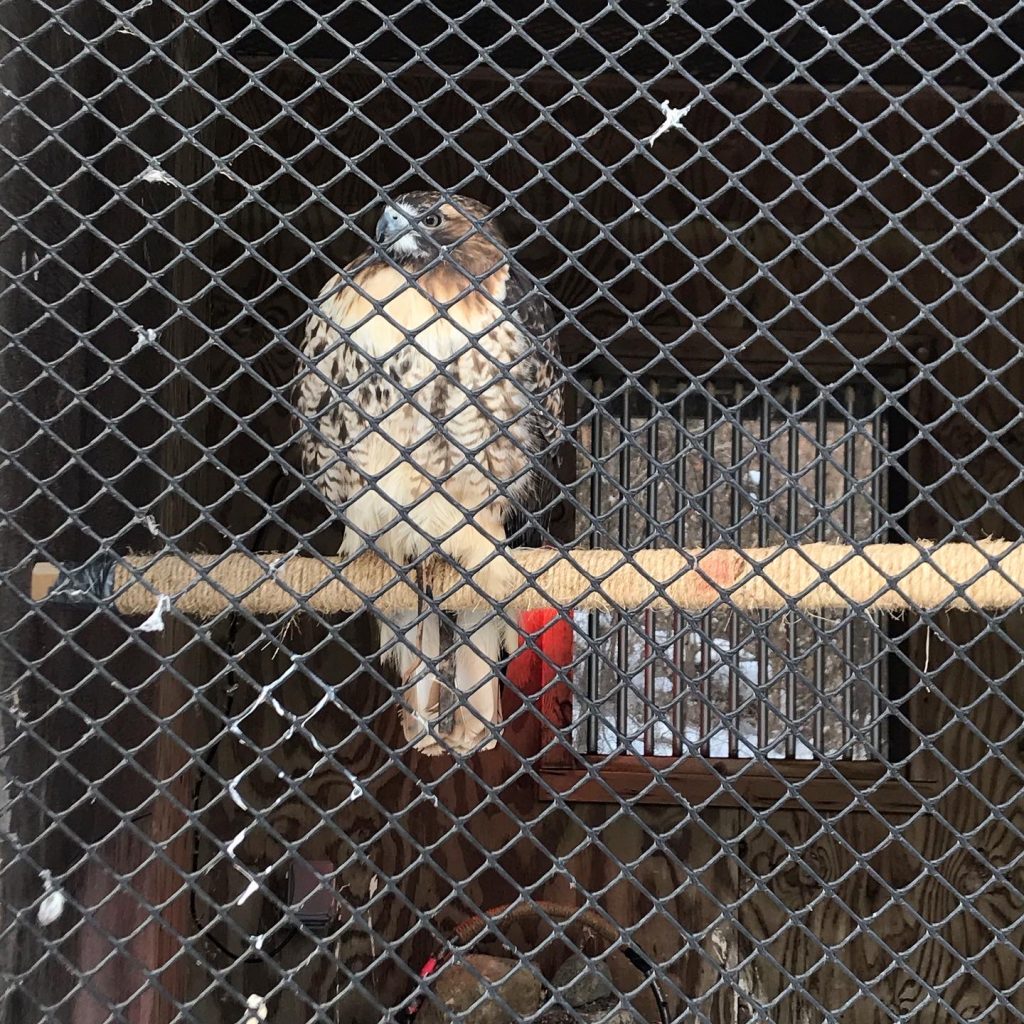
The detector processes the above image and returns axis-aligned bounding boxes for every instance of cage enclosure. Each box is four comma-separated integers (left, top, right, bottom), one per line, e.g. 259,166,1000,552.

4,1,1024,1023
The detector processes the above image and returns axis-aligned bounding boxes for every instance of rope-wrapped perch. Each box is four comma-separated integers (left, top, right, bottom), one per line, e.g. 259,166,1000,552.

30,540,1024,616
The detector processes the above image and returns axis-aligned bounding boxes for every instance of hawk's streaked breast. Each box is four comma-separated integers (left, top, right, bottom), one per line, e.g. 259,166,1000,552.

297,213,562,555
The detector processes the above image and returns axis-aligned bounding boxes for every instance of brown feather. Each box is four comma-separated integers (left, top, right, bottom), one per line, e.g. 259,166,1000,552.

294,192,563,756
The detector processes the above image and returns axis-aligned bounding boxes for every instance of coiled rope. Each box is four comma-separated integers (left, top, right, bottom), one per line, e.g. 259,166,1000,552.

31,540,1024,616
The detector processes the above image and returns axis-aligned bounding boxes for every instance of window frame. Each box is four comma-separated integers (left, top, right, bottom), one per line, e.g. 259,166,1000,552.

529,363,937,812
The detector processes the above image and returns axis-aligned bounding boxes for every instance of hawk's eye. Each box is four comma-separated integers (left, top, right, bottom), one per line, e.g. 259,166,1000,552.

421,213,442,229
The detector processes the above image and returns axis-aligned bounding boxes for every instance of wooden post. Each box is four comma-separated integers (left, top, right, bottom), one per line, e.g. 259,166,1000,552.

121,4,217,1018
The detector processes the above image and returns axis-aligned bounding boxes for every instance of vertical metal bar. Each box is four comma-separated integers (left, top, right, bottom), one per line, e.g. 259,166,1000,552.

617,384,632,744
729,382,742,759
644,382,658,757
786,384,799,759
757,390,770,753
871,387,885,753
672,383,686,758
646,381,660,550
884,393,912,763
843,385,857,759
586,379,603,755
813,392,827,754
700,386,715,758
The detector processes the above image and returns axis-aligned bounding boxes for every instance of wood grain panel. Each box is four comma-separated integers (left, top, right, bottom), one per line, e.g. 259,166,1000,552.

734,254,1024,1020
116,56,1024,1024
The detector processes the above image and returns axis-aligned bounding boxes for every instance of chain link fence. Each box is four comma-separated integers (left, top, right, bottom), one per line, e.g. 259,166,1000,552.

3,1,1024,1022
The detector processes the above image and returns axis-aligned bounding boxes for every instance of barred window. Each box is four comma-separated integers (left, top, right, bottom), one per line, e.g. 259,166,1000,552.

540,375,922,809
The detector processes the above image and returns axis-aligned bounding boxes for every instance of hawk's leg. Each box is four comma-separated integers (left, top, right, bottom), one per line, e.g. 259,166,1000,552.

440,509,513,754
390,563,461,753
446,610,503,754
384,564,439,750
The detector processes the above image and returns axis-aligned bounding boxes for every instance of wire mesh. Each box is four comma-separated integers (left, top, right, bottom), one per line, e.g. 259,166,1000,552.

572,377,896,763
3,2,1024,1023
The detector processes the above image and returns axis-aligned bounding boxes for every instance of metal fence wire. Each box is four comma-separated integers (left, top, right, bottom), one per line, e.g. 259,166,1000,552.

4,1,1024,1022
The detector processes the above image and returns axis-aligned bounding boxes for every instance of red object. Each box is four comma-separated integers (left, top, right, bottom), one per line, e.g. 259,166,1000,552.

506,609,574,732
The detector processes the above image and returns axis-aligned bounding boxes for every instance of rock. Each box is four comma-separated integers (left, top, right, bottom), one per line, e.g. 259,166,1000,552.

418,953,543,1024
538,996,641,1024
581,1009,640,1024
550,953,614,1008
576,995,620,1018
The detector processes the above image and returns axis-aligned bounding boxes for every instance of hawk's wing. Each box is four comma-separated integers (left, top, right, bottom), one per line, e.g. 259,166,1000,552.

502,264,565,544
294,270,353,507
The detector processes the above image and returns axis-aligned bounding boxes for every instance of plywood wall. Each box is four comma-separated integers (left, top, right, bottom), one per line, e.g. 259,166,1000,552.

159,59,1024,1023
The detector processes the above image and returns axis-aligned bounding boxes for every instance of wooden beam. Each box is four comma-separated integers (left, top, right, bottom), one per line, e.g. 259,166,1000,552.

559,324,923,378
538,756,937,813
35,540,1024,618
29,563,59,603
119,7,218,1024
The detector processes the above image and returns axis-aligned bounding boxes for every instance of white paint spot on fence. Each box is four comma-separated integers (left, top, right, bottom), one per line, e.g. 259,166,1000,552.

138,595,171,633
266,551,292,583
19,249,44,284
37,890,64,926
227,656,310,743
132,327,159,353
250,654,301,739
242,993,268,1023
227,823,251,859
228,772,248,810
140,164,175,186
113,2,149,37
647,98,695,144
134,513,159,536
37,870,65,926
237,875,260,906
342,768,364,803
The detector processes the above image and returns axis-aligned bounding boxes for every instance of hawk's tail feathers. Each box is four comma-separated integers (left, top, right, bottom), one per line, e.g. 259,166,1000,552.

383,607,573,757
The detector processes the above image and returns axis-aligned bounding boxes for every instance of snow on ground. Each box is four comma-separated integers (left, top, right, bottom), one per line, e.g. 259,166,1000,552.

568,610,823,759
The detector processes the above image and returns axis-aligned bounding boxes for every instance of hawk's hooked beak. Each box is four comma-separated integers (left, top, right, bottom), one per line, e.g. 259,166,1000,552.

376,206,414,245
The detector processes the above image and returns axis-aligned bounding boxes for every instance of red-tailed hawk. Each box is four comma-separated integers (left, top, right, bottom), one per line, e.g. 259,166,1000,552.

296,192,563,755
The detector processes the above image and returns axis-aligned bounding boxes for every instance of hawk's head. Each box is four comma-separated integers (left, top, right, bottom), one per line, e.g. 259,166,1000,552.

375,191,506,274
